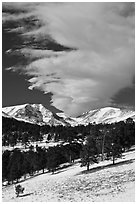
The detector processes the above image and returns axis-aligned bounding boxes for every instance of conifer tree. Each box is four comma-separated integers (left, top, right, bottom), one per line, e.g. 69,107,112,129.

7,149,24,183
81,136,98,171
2,150,10,181
105,129,123,164
36,146,47,173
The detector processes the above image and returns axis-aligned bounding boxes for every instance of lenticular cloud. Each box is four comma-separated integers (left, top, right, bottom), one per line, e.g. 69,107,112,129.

3,2,135,116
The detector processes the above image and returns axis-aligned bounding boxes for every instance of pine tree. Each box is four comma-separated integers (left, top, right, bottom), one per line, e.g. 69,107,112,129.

81,136,98,171
36,146,47,173
105,128,123,164
27,148,39,176
46,146,66,173
2,150,10,181
7,149,24,183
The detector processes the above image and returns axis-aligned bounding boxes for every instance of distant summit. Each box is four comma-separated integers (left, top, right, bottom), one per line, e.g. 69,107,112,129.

2,104,135,126
76,107,135,125
2,104,70,126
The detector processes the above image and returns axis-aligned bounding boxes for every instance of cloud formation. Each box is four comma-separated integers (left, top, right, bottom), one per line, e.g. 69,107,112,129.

3,2,135,116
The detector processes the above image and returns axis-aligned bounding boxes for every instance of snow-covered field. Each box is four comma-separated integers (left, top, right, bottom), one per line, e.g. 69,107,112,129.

2,148,135,202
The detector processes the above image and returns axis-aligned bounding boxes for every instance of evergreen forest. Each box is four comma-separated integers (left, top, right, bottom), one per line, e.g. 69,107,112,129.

2,116,135,184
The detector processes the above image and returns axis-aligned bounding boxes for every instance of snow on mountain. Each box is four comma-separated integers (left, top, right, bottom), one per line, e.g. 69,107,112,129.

2,104,69,126
76,107,135,125
56,112,77,126
2,105,135,126
2,111,11,118
2,104,28,116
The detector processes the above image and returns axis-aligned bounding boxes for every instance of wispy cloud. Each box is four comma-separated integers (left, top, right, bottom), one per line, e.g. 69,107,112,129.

3,2,135,116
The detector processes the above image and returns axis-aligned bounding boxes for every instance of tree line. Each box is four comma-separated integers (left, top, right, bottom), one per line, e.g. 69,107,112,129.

2,142,82,184
3,116,135,149
2,118,135,184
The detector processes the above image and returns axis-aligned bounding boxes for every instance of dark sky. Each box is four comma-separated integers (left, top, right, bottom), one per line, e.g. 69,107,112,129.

2,28,60,113
112,86,135,108
2,2,135,116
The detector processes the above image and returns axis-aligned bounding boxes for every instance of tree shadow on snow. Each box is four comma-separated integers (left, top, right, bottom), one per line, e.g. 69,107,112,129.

18,172,45,184
51,163,75,175
19,192,33,197
77,158,135,176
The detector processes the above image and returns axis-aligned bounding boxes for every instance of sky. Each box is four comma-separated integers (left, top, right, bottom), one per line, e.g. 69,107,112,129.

2,2,135,117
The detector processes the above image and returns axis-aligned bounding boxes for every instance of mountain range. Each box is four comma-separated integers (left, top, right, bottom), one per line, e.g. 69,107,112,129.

2,104,135,126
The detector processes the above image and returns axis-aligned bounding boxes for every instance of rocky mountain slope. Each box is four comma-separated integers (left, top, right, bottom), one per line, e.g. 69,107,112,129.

2,104,135,126
2,104,69,126
76,107,135,125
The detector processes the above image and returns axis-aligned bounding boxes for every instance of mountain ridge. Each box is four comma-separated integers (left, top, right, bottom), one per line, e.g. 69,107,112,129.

2,104,135,126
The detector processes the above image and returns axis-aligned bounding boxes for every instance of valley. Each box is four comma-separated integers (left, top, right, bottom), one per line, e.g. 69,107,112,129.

2,1,135,202
2,103,135,202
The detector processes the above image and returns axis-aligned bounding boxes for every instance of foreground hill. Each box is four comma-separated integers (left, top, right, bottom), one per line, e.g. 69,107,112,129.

2,104,135,126
2,147,135,202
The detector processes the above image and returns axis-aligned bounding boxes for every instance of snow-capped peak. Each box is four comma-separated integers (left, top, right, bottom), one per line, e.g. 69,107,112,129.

76,107,134,125
2,104,58,126
2,104,135,126
2,104,29,116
